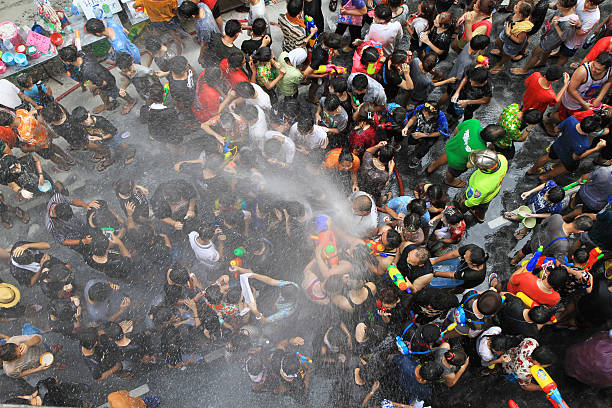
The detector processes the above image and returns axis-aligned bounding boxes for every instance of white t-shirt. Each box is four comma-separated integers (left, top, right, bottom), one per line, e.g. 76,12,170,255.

289,123,328,151
350,191,379,238
246,83,272,111
249,105,268,149
566,0,600,49
188,231,220,268
476,326,502,367
0,79,22,109
364,22,403,57
263,131,296,164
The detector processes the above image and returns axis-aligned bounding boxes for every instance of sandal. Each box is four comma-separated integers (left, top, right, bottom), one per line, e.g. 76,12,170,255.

513,230,528,240
511,53,527,62
510,67,528,76
488,273,499,288
97,159,114,172
329,0,338,12
90,154,103,163
15,208,30,224
124,156,135,165
444,178,467,188
489,48,501,56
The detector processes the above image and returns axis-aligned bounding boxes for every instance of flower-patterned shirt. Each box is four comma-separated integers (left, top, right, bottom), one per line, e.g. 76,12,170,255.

502,337,539,386
497,104,522,148
16,109,49,149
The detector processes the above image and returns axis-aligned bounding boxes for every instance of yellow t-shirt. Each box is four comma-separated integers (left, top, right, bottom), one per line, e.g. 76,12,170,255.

510,20,534,36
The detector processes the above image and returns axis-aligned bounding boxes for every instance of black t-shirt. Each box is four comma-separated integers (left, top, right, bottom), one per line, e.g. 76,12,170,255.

411,286,452,324
241,38,264,56
206,33,241,66
83,115,118,140
0,155,50,196
454,245,486,289
459,81,492,103
380,63,403,100
310,44,329,70
151,180,197,220
428,29,452,60
85,251,132,279
118,333,152,361
164,282,185,305
500,294,539,339
116,187,150,222
87,336,120,380
167,68,196,105
50,104,88,148
397,244,433,283
9,240,45,286
81,53,116,91
147,105,185,144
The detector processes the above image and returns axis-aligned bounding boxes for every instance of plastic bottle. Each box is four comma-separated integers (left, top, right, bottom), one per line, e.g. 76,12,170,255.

64,6,72,17
3,39,13,51
71,2,80,16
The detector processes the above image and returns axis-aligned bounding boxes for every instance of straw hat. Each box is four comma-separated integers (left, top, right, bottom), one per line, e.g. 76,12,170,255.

0,283,20,308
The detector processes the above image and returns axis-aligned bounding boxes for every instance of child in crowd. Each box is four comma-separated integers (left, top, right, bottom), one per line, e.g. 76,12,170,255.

85,18,141,64
16,74,54,107
316,94,349,148
449,66,492,121
428,206,466,255
489,1,534,74
241,18,272,56
249,47,285,105
116,53,161,102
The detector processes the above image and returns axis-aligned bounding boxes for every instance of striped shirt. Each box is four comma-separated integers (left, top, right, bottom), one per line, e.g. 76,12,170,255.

278,14,307,53
45,193,88,244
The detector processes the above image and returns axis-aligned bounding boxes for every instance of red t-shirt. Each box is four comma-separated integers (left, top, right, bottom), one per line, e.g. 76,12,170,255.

192,71,220,123
507,272,560,307
201,0,217,10
585,36,612,62
220,58,249,89
522,72,557,113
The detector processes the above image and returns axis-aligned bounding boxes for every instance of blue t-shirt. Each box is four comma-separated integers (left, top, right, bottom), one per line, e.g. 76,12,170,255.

391,355,432,401
527,180,562,215
387,195,431,224
23,83,46,105
551,117,589,165
341,0,366,8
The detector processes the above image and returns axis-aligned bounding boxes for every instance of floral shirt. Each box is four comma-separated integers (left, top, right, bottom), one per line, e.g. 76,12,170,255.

502,337,539,386
256,62,277,87
15,109,49,148
497,104,522,148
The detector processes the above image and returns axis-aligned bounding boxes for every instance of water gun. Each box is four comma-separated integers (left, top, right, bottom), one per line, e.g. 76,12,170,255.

231,248,244,268
508,401,520,408
309,216,339,266
365,239,385,256
378,121,400,130
297,352,313,367
476,55,489,67
388,264,411,293
74,29,81,51
515,292,557,323
581,247,603,272
313,64,346,75
526,246,543,272
305,15,317,47
163,82,170,103
529,364,570,408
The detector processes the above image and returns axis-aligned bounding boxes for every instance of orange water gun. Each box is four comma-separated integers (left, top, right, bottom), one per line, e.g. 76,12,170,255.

309,216,338,266
365,239,385,256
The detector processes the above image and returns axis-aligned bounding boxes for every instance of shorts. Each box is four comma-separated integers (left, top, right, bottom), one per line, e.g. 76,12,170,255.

151,16,182,32
574,191,604,214
549,143,580,171
557,103,580,121
559,43,578,57
35,144,53,159
447,166,466,178
100,86,119,100
500,30,527,57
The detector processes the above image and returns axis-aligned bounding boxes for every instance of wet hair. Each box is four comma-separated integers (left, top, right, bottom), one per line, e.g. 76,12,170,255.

225,19,242,37
352,74,369,91
85,18,105,35
546,267,568,290
0,111,14,126
595,52,612,68
544,65,564,81
377,145,395,166
353,195,373,212
205,284,223,304
103,321,124,342
150,305,175,327
0,343,19,362
246,354,265,376
224,209,245,230
443,207,464,225
116,52,134,70
48,298,76,321
419,183,446,205
380,288,399,304
385,229,402,250
40,102,65,123
297,116,314,133
374,4,392,21
361,46,381,66
330,76,348,93
528,305,554,324
420,0,436,27
407,198,427,216
228,52,245,68
285,201,305,218
467,246,487,265
523,109,543,125
113,178,135,196
430,291,460,310
517,1,533,17
490,334,523,352
419,324,442,344
88,282,111,302
437,11,454,29
572,215,594,232
145,36,162,52
252,18,267,36
324,94,341,112
403,212,422,232
411,247,430,265
169,264,190,285
470,34,490,51
71,106,89,124
325,326,347,350
16,73,32,88
204,66,221,83
149,83,165,104
420,361,443,381
392,106,408,125
572,248,589,264
91,235,110,257
79,328,99,350
321,32,342,49
421,53,437,72
580,115,602,133
253,46,272,63
444,349,467,366
477,0,495,14
281,352,300,377
240,103,259,123
54,203,73,221
286,0,303,17
546,186,565,203
12,248,35,266
531,345,557,366
480,124,506,143
226,286,242,304
468,66,489,84
178,0,199,18
58,45,78,62
477,290,502,315
324,274,346,293
169,56,188,75
235,82,256,98
338,147,354,163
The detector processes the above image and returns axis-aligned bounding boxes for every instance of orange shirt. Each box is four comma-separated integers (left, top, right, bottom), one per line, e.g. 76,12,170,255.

108,391,146,408
323,148,360,172
16,109,49,148
134,0,177,23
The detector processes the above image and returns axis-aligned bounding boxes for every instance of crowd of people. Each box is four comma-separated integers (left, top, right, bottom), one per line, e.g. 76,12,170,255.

0,0,611,406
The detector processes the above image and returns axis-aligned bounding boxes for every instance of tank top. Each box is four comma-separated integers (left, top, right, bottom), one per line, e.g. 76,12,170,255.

562,62,611,110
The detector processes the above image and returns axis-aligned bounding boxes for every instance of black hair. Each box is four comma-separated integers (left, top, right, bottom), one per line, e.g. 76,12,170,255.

407,198,427,217
531,345,557,366
420,361,443,381
377,145,395,166
572,248,589,264
443,207,464,225
286,0,303,17
385,229,402,250
150,305,174,327
79,328,99,349
113,178,134,196
573,215,594,232
91,235,110,257
490,334,523,352
580,115,602,133
468,66,489,84
12,248,35,266
517,1,533,17
330,76,348,93
252,18,267,36
48,298,76,321
477,290,502,315
470,34,490,51
595,52,612,68
253,46,272,63
361,47,380,67
389,0,403,7
240,103,259,123
225,19,242,37
0,111,13,126
467,246,487,265
403,212,422,231
546,267,568,290
444,349,468,366
196,223,216,240
178,0,199,18
85,18,105,35
0,343,19,362
264,138,282,156
16,73,32,88
54,203,73,221
246,354,265,376
546,186,565,203
421,53,437,72
297,116,314,133
103,321,124,341
205,284,223,304
169,56,188,75
523,109,543,125
204,66,221,83
419,324,442,344
145,36,162,52
324,274,346,294
528,305,554,324
338,147,354,163
235,82,256,98
88,282,111,302
116,52,134,70
39,102,65,123
3,398,29,405
544,65,564,81
169,264,190,285
71,106,89,123
392,106,408,125
352,74,369,91
321,32,342,49
324,94,341,112
149,82,165,104
326,326,347,350
281,352,300,377
480,124,506,143
226,286,242,304
374,4,392,21
430,291,460,310
280,284,298,303
228,51,245,68
389,49,408,65
58,45,78,62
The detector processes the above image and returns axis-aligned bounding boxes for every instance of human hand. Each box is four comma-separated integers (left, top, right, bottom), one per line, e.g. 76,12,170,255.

551,15,560,24
289,337,304,346
109,282,120,291
120,297,131,310
38,174,45,186
88,200,100,209
20,189,34,199
17,343,28,356
125,201,135,217
419,32,430,44
500,354,511,363
280,67,287,76
563,72,570,83
448,76,458,83
370,380,380,394
597,139,607,149
457,100,469,108
413,132,427,139
520,192,530,200
12,245,29,258
183,298,197,311
174,221,184,230
173,162,183,172
311,27,318,35
340,7,347,14
377,308,391,317
82,235,93,245
377,140,388,148
450,93,459,104
464,12,473,24
185,209,195,220
119,320,133,333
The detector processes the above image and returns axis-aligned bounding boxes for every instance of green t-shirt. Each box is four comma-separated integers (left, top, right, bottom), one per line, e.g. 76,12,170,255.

277,51,304,97
465,154,508,207
445,119,486,171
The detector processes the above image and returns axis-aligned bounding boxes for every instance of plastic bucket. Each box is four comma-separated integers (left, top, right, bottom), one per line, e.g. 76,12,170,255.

50,32,63,46
26,45,40,58
38,180,52,192
517,205,536,229
0,22,22,47
2,52,14,66
14,43,26,54
13,53,27,67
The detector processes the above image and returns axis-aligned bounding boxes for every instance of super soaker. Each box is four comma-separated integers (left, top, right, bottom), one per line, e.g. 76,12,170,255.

529,364,569,408
313,64,346,75
305,15,317,47
526,246,543,272
309,216,339,266
388,264,411,293
365,239,385,256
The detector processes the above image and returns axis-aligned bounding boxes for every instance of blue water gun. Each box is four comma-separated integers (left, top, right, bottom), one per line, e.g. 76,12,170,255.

525,245,543,272
305,15,317,47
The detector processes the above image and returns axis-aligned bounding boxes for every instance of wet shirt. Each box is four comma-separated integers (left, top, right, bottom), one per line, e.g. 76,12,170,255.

15,109,49,148
465,155,508,207
528,214,569,262
453,245,486,288
551,117,589,165
358,151,389,195
526,180,562,215
45,193,89,244
81,53,117,91
116,187,150,222
3,335,45,378
578,167,612,211
445,119,485,171
391,354,432,400
397,244,433,283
